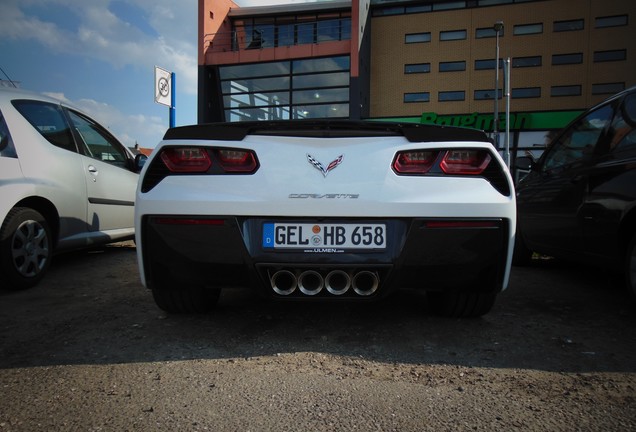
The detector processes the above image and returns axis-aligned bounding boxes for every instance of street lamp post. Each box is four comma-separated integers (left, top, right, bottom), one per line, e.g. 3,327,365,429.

493,21,504,149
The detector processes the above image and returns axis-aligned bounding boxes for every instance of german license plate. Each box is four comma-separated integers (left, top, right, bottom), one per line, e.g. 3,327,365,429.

262,223,386,250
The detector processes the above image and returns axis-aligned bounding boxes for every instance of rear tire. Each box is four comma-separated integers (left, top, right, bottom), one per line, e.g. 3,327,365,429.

427,291,498,318
151,285,221,313
626,233,636,302
0,207,52,290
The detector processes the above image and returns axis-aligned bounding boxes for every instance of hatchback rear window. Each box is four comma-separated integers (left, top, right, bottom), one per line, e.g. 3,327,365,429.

12,100,76,152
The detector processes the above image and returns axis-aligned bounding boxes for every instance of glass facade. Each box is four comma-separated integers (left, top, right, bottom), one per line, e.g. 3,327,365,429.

219,56,351,121
232,13,351,50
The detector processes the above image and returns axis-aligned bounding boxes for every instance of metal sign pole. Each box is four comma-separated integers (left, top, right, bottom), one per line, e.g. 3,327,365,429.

504,57,511,168
170,73,176,129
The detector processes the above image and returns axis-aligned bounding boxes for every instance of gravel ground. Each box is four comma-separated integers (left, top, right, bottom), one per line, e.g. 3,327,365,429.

0,241,635,431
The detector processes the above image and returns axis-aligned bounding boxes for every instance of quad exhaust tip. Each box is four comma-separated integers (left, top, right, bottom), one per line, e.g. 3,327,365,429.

269,269,379,297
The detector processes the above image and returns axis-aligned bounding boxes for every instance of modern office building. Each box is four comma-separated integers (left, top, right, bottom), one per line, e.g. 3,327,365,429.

198,0,367,123
198,0,634,154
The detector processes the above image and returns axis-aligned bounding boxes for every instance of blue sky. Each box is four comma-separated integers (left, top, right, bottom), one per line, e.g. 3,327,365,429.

0,0,327,149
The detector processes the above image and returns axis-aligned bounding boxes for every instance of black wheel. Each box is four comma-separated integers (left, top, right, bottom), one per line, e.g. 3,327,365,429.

0,207,52,290
626,233,636,302
427,291,498,318
151,285,221,313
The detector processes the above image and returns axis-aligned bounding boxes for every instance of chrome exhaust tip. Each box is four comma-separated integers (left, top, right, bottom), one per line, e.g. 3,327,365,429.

352,270,380,296
271,270,297,296
298,270,324,296
325,270,351,296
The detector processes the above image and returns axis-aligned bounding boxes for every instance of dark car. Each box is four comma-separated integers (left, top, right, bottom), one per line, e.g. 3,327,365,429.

514,87,636,299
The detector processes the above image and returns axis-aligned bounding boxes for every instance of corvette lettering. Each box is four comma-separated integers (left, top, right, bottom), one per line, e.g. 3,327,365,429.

289,193,359,199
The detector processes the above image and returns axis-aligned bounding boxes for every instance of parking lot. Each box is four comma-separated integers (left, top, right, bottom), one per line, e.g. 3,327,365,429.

0,241,635,431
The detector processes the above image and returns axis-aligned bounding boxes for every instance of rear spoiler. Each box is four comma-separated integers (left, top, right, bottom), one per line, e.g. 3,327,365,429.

163,120,491,144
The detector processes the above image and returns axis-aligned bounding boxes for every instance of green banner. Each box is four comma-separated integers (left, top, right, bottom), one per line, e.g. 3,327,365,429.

374,110,583,131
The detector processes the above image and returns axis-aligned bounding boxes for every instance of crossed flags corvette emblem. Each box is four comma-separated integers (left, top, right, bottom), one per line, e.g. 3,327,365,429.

307,154,343,177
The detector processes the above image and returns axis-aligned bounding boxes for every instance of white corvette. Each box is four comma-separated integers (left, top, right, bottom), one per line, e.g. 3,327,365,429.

135,121,515,317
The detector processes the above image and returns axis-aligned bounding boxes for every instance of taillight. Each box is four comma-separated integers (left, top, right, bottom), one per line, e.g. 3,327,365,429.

391,148,510,196
392,150,438,174
440,150,491,175
158,147,259,174
216,149,258,172
161,147,211,173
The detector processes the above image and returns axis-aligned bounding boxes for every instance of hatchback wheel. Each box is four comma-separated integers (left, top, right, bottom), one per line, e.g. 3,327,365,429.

0,207,51,290
627,233,636,301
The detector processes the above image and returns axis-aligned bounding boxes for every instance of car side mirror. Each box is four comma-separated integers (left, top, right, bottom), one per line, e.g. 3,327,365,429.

134,153,148,172
515,156,534,171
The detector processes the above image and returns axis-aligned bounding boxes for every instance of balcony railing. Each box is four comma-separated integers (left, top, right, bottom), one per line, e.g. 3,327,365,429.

204,18,352,53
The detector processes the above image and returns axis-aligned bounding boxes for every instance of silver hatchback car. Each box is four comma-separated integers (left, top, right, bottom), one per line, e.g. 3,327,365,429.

0,87,146,289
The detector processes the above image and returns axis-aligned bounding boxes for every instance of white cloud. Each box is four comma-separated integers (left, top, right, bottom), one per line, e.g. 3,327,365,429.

0,0,198,95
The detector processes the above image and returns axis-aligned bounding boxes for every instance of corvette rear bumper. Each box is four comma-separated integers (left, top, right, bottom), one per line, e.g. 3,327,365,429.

139,215,511,299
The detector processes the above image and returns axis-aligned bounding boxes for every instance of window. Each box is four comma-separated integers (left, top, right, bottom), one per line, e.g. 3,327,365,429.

592,82,625,95
552,53,583,65
479,0,513,5
220,56,350,122
68,111,128,168
476,27,505,38
474,89,501,100
233,12,352,49
553,19,584,32
542,104,613,171
439,91,465,102
404,63,430,74
373,7,403,16
475,59,504,70
551,85,582,97
405,32,431,43
404,92,430,103
12,100,76,152
297,16,316,44
433,1,466,11
512,87,541,99
406,5,432,13
594,50,627,62
439,61,466,72
513,23,543,35
440,30,467,41
512,56,542,67
595,15,628,28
